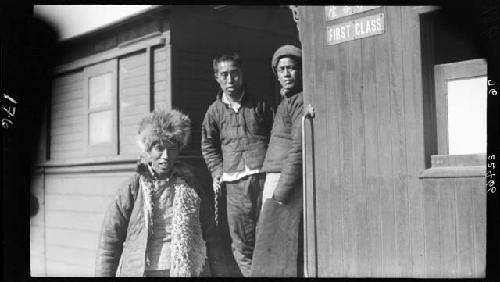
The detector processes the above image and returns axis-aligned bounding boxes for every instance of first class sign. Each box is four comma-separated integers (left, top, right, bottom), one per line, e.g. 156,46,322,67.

326,13,385,46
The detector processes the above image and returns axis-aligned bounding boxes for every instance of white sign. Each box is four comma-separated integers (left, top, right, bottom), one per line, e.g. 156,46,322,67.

326,13,385,46
325,6,381,21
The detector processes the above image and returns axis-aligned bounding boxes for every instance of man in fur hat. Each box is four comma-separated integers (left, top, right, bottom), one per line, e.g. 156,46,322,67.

252,45,304,277
201,53,274,277
95,109,224,277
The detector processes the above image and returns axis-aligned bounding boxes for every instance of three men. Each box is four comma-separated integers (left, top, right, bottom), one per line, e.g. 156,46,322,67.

201,54,274,277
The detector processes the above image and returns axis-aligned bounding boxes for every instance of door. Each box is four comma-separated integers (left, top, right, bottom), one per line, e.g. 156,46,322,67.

300,6,431,277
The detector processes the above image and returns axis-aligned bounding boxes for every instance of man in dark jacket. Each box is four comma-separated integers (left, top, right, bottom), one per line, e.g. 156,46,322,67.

201,53,273,277
252,45,304,277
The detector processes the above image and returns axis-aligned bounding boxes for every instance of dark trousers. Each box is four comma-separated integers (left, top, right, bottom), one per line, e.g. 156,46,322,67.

225,173,265,277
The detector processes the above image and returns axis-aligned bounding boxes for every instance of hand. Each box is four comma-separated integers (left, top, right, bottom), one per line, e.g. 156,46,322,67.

213,175,222,195
271,195,285,205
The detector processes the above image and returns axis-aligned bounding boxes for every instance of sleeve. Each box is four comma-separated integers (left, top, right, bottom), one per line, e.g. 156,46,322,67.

272,95,304,204
94,177,135,277
201,106,224,179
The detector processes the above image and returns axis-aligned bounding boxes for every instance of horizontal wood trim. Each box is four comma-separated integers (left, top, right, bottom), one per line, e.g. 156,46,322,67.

37,155,202,169
46,228,100,250
53,73,84,88
45,260,90,277
52,88,83,100
419,166,485,179
50,127,83,137
46,211,105,232
412,6,441,14
54,35,166,75
46,245,96,269
45,194,114,213
435,59,487,80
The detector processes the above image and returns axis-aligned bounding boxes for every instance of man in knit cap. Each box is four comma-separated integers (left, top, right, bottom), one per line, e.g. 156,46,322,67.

252,45,304,277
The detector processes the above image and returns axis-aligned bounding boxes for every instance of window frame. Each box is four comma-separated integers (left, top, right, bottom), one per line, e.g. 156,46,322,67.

433,58,487,156
83,59,119,157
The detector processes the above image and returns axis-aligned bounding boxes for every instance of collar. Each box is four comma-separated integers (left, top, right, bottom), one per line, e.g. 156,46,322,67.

280,86,302,98
222,89,245,104
222,90,246,112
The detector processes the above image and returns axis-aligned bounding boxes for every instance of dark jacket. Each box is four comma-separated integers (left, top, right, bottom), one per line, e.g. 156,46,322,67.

261,90,303,203
94,161,225,277
201,91,273,178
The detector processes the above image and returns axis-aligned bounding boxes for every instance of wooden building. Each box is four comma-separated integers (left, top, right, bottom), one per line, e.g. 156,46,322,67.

29,5,299,276
30,5,487,278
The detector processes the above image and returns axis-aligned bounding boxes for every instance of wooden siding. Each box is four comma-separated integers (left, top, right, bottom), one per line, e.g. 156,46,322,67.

119,51,149,156
300,6,486,277
40,171,132,276
48,34,171,162
30,172,46,276
50,71,85,161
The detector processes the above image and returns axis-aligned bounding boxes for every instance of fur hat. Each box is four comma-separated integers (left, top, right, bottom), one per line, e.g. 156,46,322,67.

137,108,191,152
271,45,302,76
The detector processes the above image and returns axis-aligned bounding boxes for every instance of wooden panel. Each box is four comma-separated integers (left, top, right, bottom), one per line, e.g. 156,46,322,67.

45,261,90,277
298,6,479,278
375,7,397,275
361,34,382,277
439,178,458,278
46,228,100,251
324,28,343,277
119,52,149,155
456,178,475,276
420,177,486,278
30,172,46,276
46,211,105,233
39,171,132,276
472,178,486,277
154,44,171,110
423,179,442,277
401,6,426,277
50,71,85,162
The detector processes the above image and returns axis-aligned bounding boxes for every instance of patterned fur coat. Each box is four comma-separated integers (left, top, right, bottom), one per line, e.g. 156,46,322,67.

95,161,224,277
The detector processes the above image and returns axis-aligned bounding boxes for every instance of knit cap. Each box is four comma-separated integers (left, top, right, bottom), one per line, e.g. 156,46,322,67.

271,45,302,75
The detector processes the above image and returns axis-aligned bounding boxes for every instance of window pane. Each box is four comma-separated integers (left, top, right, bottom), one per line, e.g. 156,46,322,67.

89,110,112,145
447,76,486,155
89,73,112,109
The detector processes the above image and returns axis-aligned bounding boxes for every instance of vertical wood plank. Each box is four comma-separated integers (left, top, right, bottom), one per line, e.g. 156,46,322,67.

402,7,426,277
423,179,442,277
439,178,458,278
472,177,486,277
386,6,412,277
349,38,368,277
337,41,354,277
310,7,330,277
300,6,320,276
456,179,475,276
375,6,397,277
146,46,153,112
324,37,344,276
361,34,382,277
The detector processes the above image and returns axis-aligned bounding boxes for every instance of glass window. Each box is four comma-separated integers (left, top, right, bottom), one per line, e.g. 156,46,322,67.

89,73,112,109
447,76,487,155
89,110,113,145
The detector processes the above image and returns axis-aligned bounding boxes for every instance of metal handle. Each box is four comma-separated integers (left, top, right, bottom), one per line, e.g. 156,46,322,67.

301,104,316,277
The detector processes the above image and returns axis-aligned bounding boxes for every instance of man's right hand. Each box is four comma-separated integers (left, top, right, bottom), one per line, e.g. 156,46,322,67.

213,175,222,195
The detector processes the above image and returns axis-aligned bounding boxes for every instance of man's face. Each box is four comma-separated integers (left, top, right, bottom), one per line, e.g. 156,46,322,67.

215,60,243,97
147,140,180,178
276,57,301,92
